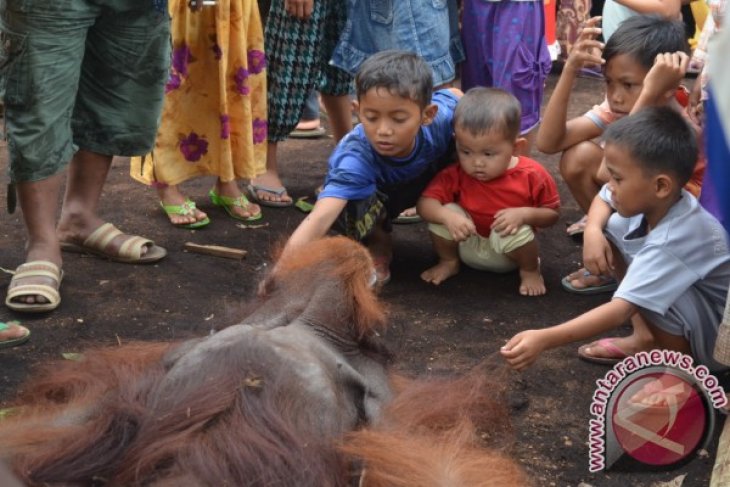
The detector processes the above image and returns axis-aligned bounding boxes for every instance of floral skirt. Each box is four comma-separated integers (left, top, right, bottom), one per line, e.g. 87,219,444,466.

130,0,267,187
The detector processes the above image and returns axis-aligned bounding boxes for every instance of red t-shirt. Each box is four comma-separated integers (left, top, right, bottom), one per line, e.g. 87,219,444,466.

422,156,561,237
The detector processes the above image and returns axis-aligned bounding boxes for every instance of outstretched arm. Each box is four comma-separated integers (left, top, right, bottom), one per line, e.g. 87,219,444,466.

283,197,347,255
537,17,605,153
501,298,636,370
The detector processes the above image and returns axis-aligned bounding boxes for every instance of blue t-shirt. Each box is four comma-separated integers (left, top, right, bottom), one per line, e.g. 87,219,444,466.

318,89,459,201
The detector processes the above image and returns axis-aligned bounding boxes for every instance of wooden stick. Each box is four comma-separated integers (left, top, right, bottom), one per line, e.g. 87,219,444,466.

184,242,247,260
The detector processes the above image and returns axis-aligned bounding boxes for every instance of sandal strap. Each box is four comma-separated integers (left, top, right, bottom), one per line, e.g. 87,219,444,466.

161,199,198,217
83,223,153,260
7,284,60,303
118,235,153,260
217,193,252,209
84,222,122,250
14,260,62,282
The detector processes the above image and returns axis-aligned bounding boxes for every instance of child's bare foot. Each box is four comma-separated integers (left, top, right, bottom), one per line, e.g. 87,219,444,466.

519,267,546,296
421,260,459,285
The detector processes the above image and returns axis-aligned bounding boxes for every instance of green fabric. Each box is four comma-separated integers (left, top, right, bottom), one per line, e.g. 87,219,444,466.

0,1,170,182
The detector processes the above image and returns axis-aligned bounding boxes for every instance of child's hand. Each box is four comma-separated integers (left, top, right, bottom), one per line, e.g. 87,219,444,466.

582,228,614,277
491,208,525,237
641,52,690,104
501,329,547,371
566,16,605,71
445,213,477,242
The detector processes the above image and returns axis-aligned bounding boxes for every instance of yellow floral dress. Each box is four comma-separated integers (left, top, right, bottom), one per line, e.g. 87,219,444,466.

131,0,267,188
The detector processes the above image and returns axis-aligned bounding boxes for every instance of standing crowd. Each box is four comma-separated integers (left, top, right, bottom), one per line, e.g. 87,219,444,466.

1,0,729,381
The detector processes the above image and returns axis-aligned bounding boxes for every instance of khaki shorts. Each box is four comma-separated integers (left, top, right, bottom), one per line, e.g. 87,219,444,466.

428,203,535,273
0,0,170,182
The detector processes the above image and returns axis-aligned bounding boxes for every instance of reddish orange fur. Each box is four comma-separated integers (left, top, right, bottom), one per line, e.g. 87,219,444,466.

0,237,527,486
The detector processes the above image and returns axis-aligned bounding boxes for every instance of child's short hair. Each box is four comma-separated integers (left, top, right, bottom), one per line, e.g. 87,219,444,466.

454,87,521,140
603,15,688,70
604,106,697,187
355,50,433,109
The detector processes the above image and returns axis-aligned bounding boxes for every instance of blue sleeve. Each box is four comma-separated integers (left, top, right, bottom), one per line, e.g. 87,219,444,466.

318,130,378,201
426,90,458,151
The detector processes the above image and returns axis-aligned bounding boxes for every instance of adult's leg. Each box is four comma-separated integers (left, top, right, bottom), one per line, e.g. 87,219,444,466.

57,3,170,255
2,2,94,306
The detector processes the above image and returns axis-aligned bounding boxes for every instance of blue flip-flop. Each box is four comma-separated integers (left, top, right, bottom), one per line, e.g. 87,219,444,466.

561,271,617,295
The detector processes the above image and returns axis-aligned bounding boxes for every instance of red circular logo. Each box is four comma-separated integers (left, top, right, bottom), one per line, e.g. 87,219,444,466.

611,371,707,466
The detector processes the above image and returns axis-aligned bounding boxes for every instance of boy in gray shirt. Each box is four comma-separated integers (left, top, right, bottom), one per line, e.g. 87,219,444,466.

501,106,730,372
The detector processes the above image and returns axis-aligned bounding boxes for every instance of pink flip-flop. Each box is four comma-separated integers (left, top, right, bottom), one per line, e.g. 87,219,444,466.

578,337,630,365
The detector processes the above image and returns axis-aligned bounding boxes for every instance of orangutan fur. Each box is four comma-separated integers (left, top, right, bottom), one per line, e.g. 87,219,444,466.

0,237,529,486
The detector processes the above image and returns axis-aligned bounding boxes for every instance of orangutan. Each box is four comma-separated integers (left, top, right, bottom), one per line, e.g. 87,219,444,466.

0,237,529,486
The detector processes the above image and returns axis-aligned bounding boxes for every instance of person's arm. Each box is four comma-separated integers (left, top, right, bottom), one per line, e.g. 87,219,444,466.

582,189,616,276
537,17,605,153
614,0,681,18
491,207,559,236
417,196,476,241
501,298,636,370
282,197,347,254
631,52,690,113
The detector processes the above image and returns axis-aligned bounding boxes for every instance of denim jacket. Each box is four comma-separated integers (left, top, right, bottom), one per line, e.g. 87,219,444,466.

331,0,465,86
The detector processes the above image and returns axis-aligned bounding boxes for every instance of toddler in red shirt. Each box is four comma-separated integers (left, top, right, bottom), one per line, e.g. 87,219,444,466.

417,87,560,296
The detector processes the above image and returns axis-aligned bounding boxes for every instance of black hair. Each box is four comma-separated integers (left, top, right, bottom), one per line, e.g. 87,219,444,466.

454,87,521,140
355,50,433,109
604,106,697,187
603,15,688,69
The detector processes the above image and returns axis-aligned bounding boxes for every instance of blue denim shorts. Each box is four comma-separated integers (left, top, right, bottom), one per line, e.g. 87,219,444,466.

331,0,465,87
0,0,170,182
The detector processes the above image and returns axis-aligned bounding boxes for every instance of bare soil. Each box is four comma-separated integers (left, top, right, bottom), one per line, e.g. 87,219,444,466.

0,74,723,486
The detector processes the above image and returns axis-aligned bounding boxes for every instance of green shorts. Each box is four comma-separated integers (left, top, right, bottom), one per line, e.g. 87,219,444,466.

0,1,171,182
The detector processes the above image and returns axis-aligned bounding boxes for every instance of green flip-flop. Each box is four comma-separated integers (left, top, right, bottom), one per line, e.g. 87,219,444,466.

160,199,210,229
209,189,263,222
0,321,30,350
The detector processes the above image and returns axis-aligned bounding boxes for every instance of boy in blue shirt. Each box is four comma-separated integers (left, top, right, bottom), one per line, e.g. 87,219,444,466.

502,107,730,371
281,50,462,284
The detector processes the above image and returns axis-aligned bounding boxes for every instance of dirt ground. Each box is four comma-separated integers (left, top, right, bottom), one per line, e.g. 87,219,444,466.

0,73,724,486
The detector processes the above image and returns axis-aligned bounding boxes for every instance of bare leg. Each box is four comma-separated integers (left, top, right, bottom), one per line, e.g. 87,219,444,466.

579,242,691,358
559,140,605,214
320,93,353,143
505,239,545,296
10,173,65,305
57,150,151,255
421,233,460,285
158,184,208,226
